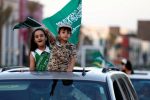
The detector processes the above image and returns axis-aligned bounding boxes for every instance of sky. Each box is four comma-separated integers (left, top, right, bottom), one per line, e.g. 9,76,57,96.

38,0,150,31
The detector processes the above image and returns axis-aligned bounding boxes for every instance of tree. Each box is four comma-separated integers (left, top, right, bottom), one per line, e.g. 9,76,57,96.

0,0,12,64
107,32,118,48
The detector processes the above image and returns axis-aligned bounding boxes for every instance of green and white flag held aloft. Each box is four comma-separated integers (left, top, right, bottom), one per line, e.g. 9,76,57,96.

42,0,82,44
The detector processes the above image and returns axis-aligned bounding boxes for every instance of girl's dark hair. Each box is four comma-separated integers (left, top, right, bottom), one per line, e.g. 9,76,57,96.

30,28,49,51
125,60,134,74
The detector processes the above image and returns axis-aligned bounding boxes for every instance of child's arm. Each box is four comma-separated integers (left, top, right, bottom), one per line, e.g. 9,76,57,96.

67,45,77,72
45,29,56,44
67,57,76,72
29,53,36,71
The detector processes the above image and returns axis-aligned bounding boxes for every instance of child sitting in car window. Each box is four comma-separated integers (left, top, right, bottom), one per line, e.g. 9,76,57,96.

47,24,77,72
29,28,51,71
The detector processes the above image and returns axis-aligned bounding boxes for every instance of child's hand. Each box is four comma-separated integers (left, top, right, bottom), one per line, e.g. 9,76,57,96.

45,28,51,34
67,67,73,72
45,29,56,44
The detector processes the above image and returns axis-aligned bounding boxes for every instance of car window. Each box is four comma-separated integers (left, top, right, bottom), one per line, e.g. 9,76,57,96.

112,74,138,100
123,77,138,100
0,79,108,100
118,78,131,100
113,80,123,100
131,79,150,100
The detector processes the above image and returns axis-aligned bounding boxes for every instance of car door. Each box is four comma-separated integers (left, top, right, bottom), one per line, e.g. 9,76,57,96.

112,74,138,100
122,77,138,100
117,77,138,100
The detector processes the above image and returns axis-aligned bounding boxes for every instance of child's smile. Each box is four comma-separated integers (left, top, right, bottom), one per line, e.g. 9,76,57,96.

34,30,47,47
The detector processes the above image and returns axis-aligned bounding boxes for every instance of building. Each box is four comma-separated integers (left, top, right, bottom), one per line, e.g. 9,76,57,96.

1,0,43,66
138,20,150,41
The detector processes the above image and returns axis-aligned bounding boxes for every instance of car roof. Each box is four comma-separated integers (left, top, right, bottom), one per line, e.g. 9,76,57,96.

0,67,125,82
129,70,150,79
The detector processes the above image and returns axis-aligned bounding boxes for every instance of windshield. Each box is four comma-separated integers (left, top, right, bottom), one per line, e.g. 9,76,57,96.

0,79,108,100
131,79,150,100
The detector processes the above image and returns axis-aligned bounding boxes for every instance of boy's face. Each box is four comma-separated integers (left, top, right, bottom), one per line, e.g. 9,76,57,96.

58,28,71,41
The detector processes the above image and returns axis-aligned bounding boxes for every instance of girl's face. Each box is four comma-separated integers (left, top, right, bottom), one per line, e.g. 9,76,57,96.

58,28,71,42
121,64,126,72
34,30,47,47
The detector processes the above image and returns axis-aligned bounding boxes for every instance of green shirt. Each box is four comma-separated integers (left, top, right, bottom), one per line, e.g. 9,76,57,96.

32,46,50,71
35,51,50,71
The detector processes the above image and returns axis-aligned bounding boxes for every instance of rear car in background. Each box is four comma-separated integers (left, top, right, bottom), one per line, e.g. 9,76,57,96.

129,70,150,100
0,67,138,100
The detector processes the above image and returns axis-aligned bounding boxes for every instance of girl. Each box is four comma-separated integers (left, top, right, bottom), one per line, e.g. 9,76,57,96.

48,24,77,72
29,28,50,71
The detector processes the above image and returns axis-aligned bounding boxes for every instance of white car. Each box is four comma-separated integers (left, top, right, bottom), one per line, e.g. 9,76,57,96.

0,67,138,100
129,70,150,100
0,66,29,72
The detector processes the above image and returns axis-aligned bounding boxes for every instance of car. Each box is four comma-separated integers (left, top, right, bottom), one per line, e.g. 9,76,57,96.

0,67,138,100
129,70,150,100
0,66,28,72
0,66,29,72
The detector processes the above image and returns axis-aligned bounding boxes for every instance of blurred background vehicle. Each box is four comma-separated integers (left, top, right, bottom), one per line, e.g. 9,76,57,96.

129,70,150,100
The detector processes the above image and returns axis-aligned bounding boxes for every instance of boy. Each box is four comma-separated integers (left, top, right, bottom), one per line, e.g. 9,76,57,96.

48,24,77,72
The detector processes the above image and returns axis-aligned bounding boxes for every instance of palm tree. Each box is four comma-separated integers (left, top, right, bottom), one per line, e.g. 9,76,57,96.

0,0,12,64
107,32,118,48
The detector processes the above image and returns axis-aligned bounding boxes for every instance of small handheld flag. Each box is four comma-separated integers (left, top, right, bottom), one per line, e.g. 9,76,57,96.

13,17,42,30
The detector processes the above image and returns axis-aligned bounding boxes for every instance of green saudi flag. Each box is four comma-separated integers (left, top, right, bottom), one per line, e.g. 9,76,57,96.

90,51,115,68
42,0,82,44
